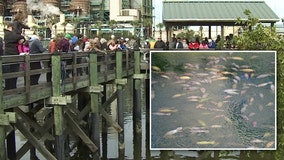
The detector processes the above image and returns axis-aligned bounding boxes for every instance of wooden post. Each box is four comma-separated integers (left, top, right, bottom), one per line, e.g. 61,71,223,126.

89,53,101,159
116,51,127,160
52,55,65,160
0,58,6,160
101,84,108,160
145,73,151,159
133,51,143,159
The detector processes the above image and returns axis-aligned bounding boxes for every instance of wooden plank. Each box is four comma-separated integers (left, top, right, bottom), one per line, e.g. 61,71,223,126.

14,120,57,160
100,108,123,133
16,141,33,160
65,112,98,152
14,108,54,139
0,114,9,125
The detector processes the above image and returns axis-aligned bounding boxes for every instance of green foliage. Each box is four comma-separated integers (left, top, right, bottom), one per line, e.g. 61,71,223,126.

176,29,195,41
156,23,164,31
234,10,284,160
234,24,284,50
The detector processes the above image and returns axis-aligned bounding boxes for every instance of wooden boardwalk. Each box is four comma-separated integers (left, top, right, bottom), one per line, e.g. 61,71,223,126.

0,50,149,160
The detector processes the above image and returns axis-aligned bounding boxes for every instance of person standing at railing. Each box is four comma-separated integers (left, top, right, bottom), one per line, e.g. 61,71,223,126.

29,34,47,85
57,34,72,79
46,37,58,82
3,22,25,90
12,12,30,36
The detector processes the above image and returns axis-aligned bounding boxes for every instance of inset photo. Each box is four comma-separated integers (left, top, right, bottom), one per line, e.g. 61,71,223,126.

150,51,276,150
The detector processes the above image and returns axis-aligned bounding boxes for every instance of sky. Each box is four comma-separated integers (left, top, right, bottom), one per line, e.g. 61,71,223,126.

153,0,284,26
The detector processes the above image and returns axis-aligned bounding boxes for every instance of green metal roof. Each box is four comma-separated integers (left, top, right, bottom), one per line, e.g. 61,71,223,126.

163,1,280,26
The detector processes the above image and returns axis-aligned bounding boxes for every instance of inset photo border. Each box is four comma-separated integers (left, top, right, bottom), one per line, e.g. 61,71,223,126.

150,50,276,150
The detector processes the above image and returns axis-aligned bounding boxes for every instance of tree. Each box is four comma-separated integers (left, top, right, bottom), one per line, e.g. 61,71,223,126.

176,29,195,41
142,18,152,38
107,20,117,34
156,23,164,39
91,20,103,37
234,10,284,160
130,20,140,37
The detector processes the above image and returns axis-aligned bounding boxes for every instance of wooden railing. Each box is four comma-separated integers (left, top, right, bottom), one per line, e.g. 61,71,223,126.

1,50,135,110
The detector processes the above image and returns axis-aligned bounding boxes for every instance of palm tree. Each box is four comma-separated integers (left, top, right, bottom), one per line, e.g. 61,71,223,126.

130,20,140,37
94,21,103,37
156,22,164,39
107,20,117,34
142,18,152,38
69,17,81,34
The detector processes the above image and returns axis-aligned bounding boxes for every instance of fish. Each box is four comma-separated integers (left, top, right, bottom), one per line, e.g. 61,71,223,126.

213,76,229,81
179,76,191,80
200,87,206,93
249,112,255,117
217,102,223,108
184,86,200,91
197,141,216,145
190,129,209,133
257,82,273,87
210,125,222,128
263,132,271,138
265,102,274,107
151,90,155,99
270,84,275,91
160,74,170,79
228,56,244,61
152,112,171,116
172,93,185,98
187,96,201,99
198,120,207,127
196,104,205,109
240,68,255,72
256,73,271,79
250,139,265,143
266,141,275,148
224,89,239,95
164,127,183,137
196,73,209,77
152,66,161,72
159,108,178,113
220,71,235,75
205,68,220,72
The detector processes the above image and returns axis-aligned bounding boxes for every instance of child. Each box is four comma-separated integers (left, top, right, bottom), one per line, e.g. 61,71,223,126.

18,39,29,70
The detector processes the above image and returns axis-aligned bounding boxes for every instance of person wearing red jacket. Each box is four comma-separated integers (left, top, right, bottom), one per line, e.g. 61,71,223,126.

188,38,200,50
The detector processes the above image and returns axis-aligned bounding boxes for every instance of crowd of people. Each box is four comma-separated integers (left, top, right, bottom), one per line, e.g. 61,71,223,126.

0,12,237,91
146,33,235,50
1,16,144,90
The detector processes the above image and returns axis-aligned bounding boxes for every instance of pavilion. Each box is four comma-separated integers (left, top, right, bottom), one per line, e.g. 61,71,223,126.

162,0,280,41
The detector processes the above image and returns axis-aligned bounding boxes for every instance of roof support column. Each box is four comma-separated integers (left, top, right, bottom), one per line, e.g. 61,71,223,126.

221,25,224,40
166,26,170,42
208,26,212,39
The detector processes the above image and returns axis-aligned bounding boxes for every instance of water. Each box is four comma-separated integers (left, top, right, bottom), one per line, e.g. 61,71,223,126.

151,51,276,150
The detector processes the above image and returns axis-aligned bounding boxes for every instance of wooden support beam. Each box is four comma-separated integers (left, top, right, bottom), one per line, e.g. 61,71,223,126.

16,141,33,160
16,114,55,159
133,51,143,159
15,119,57,160
116,51,126,160
65,112,98,152
51,55,65,160
0,59,6,160
14,108,54,140
89,53,101,158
